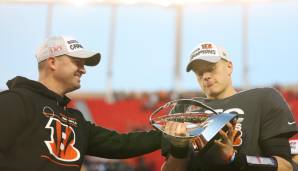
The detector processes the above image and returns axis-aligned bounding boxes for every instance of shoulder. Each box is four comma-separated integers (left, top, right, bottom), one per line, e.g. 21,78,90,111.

0,90,27,119
253,87,280,94
0,89,25,103
251,87,284,101
1,87,34,100
238,87,276,94
236,87,280,98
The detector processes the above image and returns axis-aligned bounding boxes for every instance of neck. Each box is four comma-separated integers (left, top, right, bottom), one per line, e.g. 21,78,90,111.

207,84,237,100
39,75,65,96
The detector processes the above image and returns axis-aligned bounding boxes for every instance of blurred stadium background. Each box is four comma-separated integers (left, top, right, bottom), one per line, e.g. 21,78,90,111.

1,0,298,171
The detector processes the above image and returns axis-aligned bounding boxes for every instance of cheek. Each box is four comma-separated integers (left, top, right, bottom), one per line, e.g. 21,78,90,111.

61,63,77,73
216,67,228,79
55,65,76,80
216,73,230,87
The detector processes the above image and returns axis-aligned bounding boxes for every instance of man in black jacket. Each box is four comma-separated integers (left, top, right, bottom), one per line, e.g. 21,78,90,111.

161,42,297,171
0,36,161,171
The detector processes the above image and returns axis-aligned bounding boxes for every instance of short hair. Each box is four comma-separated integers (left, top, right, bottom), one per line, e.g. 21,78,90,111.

38,60,46,71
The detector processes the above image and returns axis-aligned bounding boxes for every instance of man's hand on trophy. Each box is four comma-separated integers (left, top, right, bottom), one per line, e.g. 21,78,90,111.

163,121,189,147
164,121,187,136
214,120,237,164
162,121,190,159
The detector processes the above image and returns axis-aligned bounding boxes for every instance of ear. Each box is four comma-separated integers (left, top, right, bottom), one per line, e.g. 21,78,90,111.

46,57,57,71
227,61,233,76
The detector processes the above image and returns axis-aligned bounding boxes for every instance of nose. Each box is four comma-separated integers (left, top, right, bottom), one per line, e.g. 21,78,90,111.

79,65,86,74
201,72,211,81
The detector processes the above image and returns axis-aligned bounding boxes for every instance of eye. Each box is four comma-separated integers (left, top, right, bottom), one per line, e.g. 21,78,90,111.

197,71,204,77
196,65,215,76
73,59,85,67
209,65,216,71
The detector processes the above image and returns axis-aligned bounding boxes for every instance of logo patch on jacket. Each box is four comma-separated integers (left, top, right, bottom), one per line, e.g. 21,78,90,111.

44,117,80,162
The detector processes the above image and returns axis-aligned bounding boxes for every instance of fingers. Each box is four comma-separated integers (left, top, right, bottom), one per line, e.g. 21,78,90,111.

231,118,237,127
164,121,175,135
214,130,227,148
226,122,234,141
215,125,236,163
164,121,187,136
214,139,225,148
215,122,235,147
176,122,187,136
192,136,208,150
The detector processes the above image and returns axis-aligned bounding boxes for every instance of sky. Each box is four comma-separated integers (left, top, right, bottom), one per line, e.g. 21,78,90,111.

0,0,298,93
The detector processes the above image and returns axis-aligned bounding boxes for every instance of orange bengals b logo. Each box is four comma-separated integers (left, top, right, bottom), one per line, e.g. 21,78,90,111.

231,129,242,147
44,118,80,162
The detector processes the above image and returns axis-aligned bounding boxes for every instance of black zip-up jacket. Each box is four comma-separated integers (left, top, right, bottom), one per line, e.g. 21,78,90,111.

0,76,161,171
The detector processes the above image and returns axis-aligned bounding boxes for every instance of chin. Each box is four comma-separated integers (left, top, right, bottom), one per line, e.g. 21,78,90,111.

74,80,81,88
206,90,220,98
70,84,81,92
75,84,81,90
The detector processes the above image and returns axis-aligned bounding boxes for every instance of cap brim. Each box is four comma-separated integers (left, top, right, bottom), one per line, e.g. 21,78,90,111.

67,50,101,66
186,56,221,72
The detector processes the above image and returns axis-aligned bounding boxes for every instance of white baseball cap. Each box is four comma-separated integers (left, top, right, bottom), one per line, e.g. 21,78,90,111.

35,36,101,66
186,42,230,72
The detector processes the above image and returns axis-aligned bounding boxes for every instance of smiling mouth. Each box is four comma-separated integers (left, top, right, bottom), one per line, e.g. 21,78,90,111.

75,72,82,78
74,75,82,81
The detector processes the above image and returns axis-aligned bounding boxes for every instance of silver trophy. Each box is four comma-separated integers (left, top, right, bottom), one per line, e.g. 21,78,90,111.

149,99,237,153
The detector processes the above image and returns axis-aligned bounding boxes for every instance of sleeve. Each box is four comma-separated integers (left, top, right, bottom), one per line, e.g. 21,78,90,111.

227,135,292,171
261,135,292,162
161,135,171,157
86,121,162,159
260,88,298,140
0,91,27,153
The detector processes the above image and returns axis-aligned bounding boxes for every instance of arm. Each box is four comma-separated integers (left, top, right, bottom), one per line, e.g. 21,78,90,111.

293,154,298,165
292,154,298,171
216,123,293,171
0,91,27,153
161,121,190,171
86,122,162,159
161,156,188,171
274,156,292,171
258,88,297,170
262,135,293,171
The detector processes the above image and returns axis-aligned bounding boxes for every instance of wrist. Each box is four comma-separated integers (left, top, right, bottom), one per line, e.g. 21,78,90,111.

224,149,236,164
229,151,247,170
229,150,236,163
230,151,278,171
170,145,189,159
